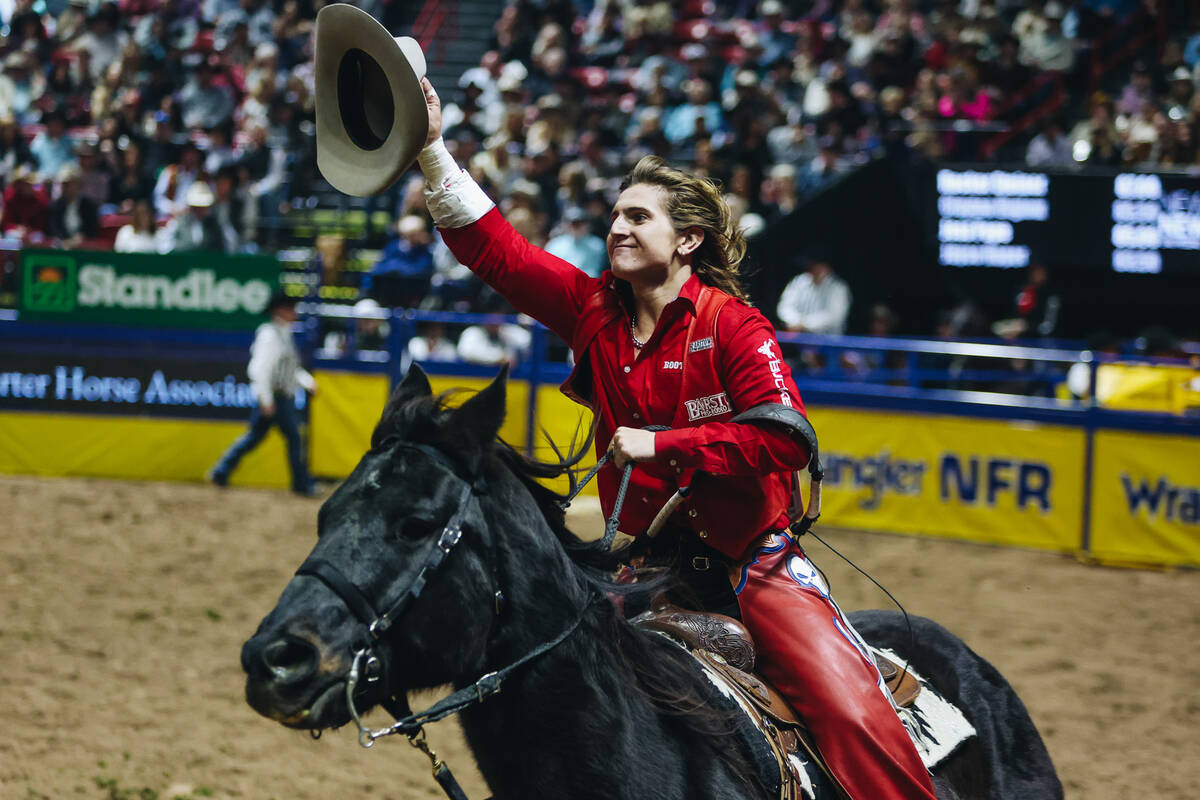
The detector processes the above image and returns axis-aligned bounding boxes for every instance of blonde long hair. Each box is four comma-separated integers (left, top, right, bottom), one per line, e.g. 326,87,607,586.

618,155,750,302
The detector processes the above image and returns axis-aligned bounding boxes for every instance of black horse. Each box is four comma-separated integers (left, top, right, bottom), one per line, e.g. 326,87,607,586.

242,367,1063,800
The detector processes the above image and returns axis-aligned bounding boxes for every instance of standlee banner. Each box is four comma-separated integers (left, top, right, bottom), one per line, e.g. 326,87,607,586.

1089,429,1200,566
18,249,279,330
0,351,303,420
807,406,1086,553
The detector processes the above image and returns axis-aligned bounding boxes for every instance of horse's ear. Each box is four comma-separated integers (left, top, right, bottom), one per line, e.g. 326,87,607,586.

448,364,508,452
395,363,433,401
371,364,433,448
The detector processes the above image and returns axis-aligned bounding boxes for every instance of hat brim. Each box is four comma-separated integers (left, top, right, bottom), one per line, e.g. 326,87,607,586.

315,4,428,197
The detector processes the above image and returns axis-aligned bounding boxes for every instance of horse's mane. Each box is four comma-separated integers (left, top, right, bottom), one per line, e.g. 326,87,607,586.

375,389,632,583
373,391,767,795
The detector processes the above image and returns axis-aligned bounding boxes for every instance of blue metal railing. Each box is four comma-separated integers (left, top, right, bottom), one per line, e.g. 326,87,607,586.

5,308,1199,556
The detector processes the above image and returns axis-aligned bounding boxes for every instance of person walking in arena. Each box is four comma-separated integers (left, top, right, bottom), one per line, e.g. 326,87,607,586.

208,291,318,497
413,75,937,800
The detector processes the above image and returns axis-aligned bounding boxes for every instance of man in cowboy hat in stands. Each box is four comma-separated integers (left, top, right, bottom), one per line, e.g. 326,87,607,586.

159,181,228,253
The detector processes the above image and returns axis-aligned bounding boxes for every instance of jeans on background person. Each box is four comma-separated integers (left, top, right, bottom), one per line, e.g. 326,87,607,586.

210,391,313,495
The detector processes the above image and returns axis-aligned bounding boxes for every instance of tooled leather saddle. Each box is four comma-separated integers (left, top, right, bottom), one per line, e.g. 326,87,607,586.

633,604,921,800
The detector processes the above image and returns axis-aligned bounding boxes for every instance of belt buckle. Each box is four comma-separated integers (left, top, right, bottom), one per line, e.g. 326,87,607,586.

691,556,710,571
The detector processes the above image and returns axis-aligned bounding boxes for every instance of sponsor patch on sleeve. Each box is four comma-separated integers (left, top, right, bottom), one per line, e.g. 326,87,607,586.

689,337,714,353
684,392,731,421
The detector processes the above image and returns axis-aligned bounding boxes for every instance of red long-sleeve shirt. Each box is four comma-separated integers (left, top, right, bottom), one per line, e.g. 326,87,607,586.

441,208,809,546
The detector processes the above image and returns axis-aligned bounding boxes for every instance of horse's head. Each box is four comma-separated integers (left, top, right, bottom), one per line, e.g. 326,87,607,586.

241,365,526,730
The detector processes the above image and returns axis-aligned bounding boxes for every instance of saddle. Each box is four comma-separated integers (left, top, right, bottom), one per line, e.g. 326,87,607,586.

634,605,921,800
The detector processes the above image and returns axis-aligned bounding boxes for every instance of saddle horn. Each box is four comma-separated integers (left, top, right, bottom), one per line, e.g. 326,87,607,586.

314,3,429,197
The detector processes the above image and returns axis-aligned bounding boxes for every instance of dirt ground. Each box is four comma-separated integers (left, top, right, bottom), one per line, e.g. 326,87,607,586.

2,474,1197,799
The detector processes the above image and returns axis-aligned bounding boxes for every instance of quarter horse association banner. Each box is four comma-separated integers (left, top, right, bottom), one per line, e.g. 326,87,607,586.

18,249,278,331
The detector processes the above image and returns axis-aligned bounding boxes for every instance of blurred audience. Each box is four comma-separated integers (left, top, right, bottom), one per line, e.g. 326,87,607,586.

776,248,852,335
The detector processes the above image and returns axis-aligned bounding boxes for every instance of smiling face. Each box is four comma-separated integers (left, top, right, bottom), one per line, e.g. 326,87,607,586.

607,183,697,285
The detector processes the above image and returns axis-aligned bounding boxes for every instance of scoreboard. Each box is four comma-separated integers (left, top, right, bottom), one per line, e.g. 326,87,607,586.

932,167,1200,276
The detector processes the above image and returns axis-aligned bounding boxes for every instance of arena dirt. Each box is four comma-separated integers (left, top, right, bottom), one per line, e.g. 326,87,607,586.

2,475,1196,799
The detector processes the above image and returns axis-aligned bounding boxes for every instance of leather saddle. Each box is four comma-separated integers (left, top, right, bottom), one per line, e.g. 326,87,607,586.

634,605,921,800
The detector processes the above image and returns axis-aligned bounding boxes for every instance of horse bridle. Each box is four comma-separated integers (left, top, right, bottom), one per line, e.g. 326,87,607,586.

293,440,595,800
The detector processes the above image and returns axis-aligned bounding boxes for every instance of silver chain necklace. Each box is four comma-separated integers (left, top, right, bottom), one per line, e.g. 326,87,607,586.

630,317,646,349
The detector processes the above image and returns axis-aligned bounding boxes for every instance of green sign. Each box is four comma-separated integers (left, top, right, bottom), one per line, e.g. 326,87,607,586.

18,250,280,331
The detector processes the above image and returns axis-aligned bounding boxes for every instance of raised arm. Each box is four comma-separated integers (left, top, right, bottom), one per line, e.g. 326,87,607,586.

414,78,596,344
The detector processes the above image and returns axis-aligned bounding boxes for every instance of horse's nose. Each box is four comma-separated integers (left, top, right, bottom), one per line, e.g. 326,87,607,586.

244,635,320,687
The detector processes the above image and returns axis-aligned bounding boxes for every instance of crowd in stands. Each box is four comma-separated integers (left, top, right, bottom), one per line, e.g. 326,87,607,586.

0,0,1196,369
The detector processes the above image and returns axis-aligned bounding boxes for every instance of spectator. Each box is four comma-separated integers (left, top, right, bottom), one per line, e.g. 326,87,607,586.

1026,117,1075,166
239,123,288,218
409,321,459,361
760,163,799,225
1019,2,1075,72
1164,66,1195,120
158,181,226,253
797,137,849,197
208,290,317,497
0,164,50,239
665,79,725,145
756,0,797,66
362,215,435,308
114,199,158,252
427,232,480,311
203,124,238,174
841,304,905,380
1013,0,1049,46
107,141,154,214
984,34,1034,99
30,110,76,179
1069,96,1122,162
545,206,607,277
211,165,257,252
75,142,111,208
995,261,1061,338
152,142,203,218
345,297,390,352
178,59,235,132
1120,99,1160,163
0,113,35,183
0,52,43,122
71,2,129,82
1116,61,1154,117
776,248,853,334
48,163,100,247
457,317,533,366
216,0,275,49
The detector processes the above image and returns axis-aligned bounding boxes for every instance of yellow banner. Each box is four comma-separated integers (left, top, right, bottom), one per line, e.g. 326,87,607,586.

0,411,290,487
308,370,530,480
808,406,1085,552
1089,430,1200,566
531,384,598,496
309,370,390,478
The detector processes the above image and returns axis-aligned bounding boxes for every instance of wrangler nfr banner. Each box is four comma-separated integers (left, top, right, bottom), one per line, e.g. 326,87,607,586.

807,406,1086,553
1089,430,1200,566
18,249,279,330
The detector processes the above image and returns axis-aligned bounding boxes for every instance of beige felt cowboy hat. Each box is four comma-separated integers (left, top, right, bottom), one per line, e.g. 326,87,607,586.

314,3,428,197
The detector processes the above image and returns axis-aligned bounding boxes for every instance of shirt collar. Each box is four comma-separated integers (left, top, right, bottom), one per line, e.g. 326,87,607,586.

603,270,703,317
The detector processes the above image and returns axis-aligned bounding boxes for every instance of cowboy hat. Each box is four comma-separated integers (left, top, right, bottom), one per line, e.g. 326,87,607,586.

314,3,428,197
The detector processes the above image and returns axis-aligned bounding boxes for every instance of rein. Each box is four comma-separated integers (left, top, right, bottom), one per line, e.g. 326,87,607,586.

294,441,595,800
559,425,671,550
558,410,825,547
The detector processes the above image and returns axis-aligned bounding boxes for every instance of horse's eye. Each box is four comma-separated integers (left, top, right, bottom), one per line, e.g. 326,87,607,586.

397,517,435,540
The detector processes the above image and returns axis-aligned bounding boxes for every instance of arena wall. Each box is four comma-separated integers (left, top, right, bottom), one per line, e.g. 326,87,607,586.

3,324,1197,567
